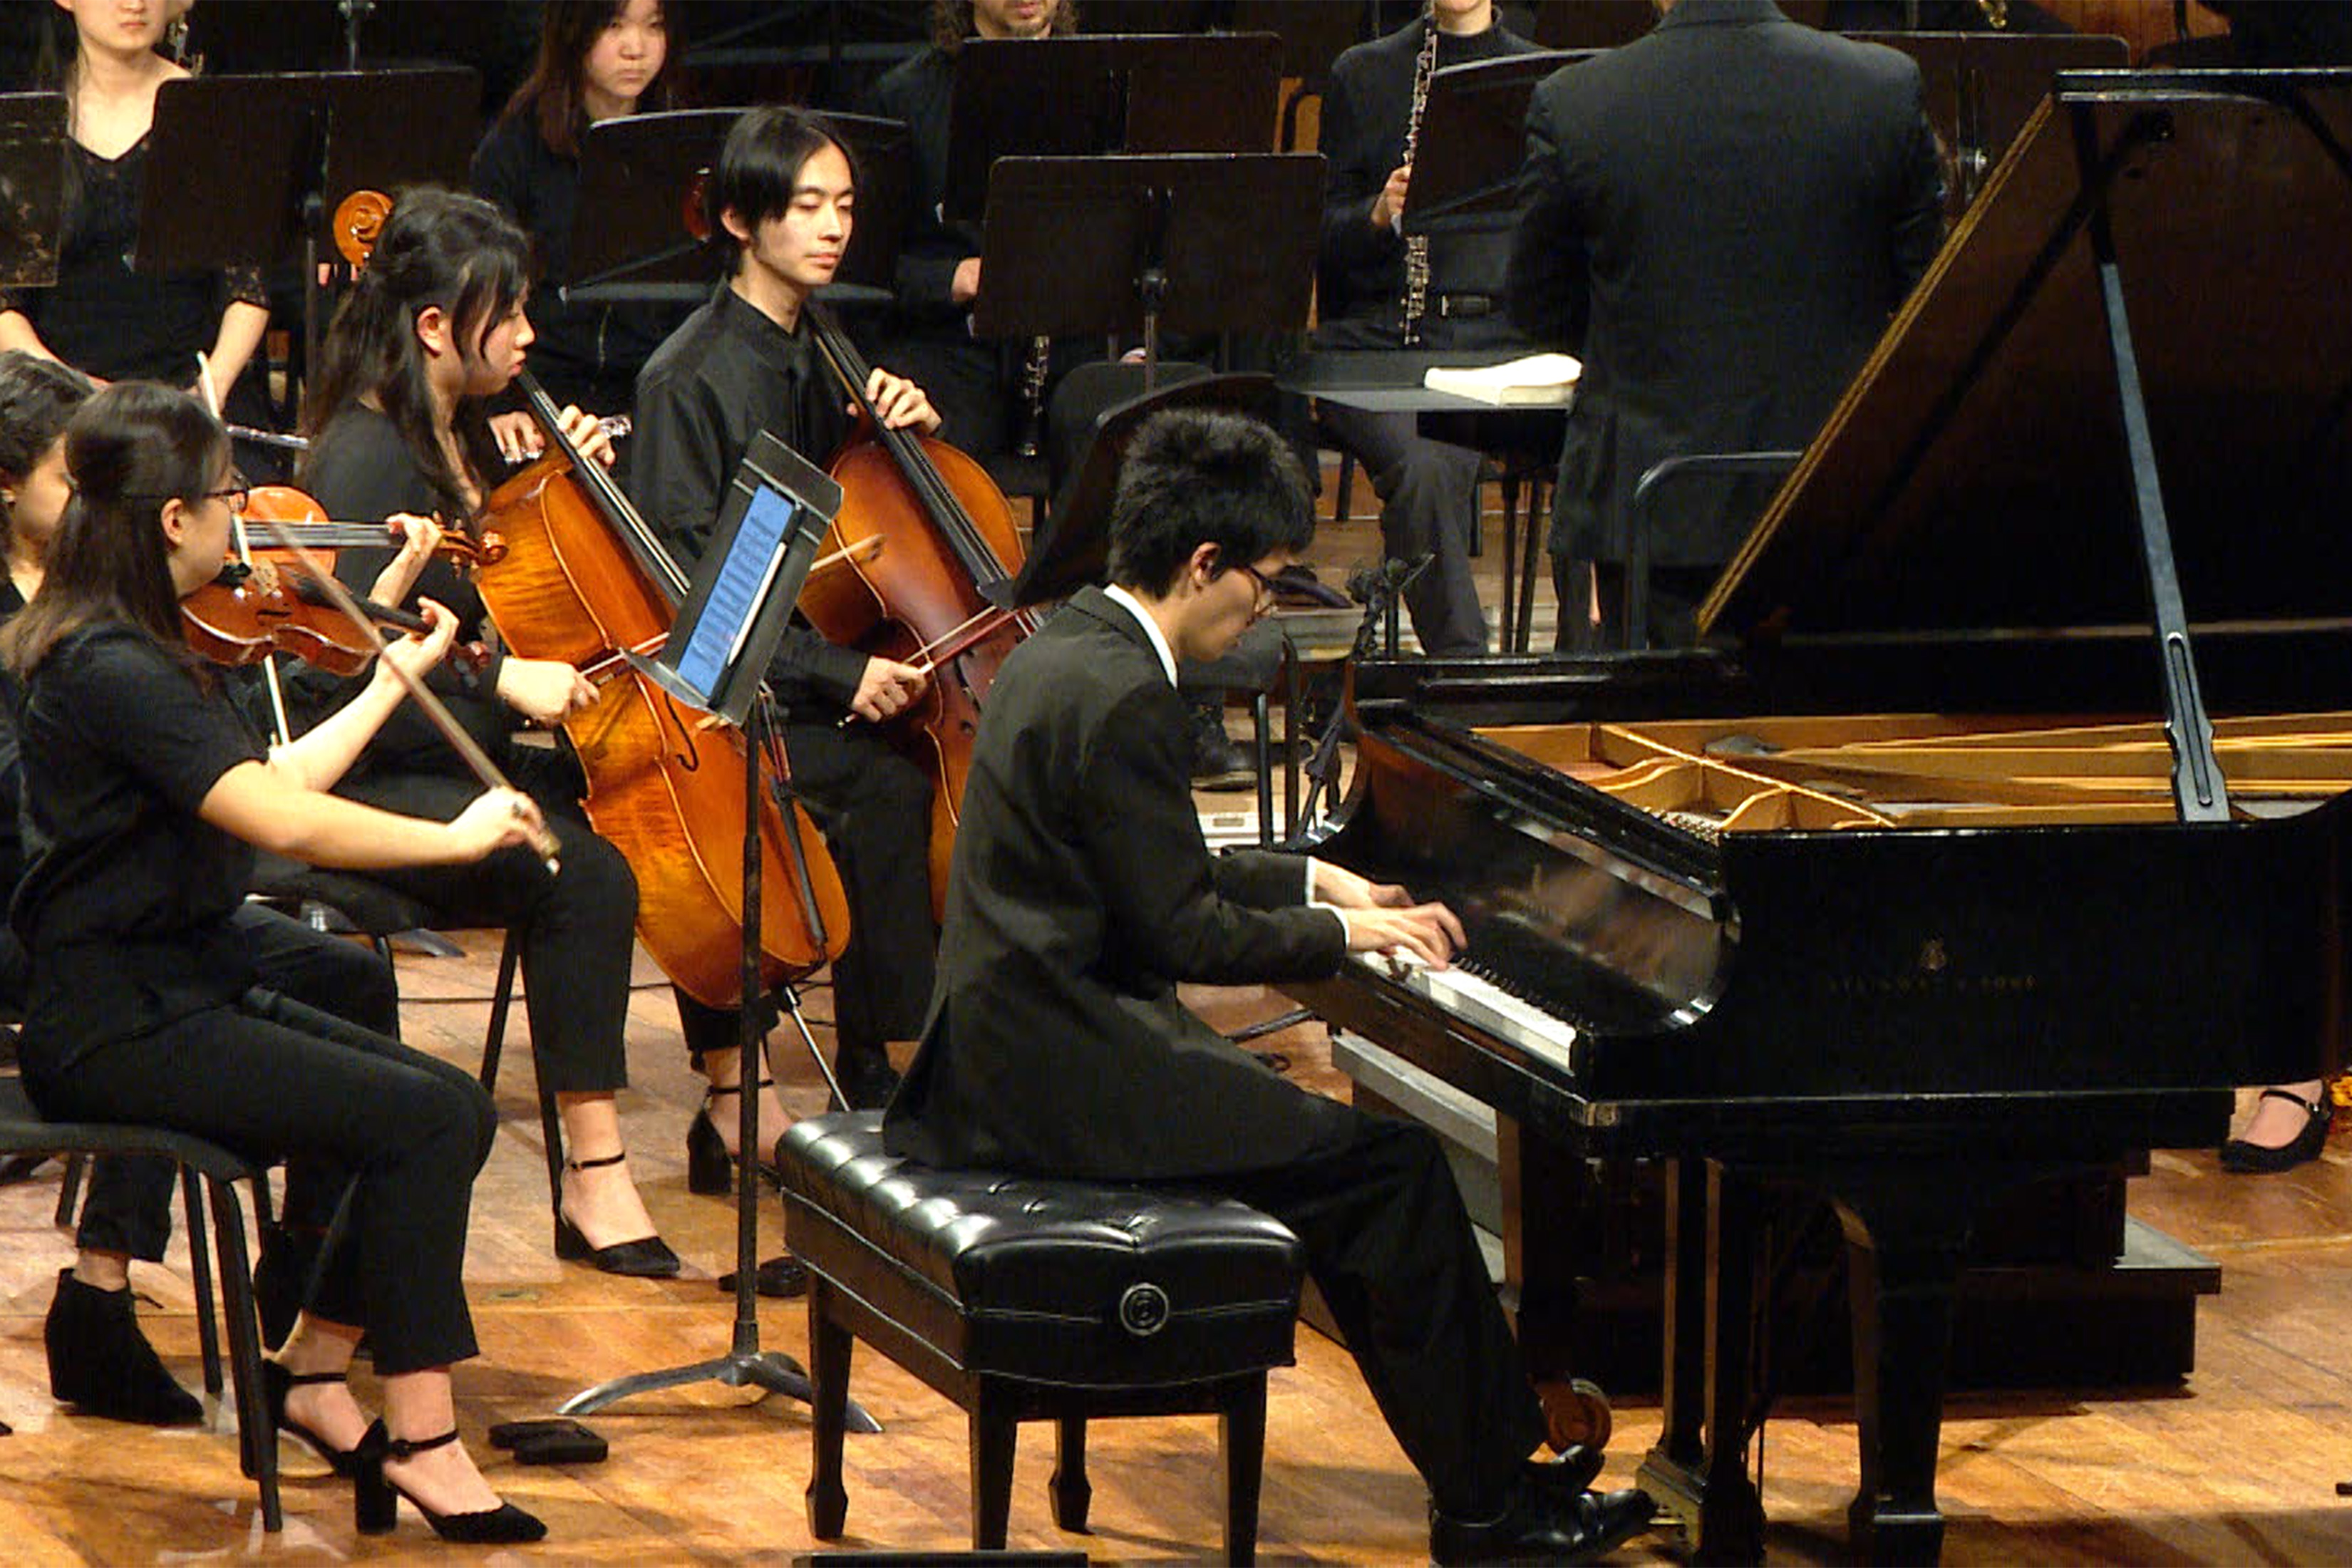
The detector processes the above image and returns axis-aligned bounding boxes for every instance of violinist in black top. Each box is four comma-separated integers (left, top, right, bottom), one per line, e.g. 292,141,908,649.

1,381,547,1543
631,105,942,1138
0,350,403,1430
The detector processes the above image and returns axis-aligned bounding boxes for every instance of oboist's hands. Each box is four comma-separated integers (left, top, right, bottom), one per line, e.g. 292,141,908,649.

857,367,942,437
1314,860,1464,969
951,256,983,306
850,656,930,723
1371,162,1413,232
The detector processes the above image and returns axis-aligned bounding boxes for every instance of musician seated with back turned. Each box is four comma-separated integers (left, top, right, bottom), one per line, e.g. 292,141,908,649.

629,105,942,1166
882,405,1656,1566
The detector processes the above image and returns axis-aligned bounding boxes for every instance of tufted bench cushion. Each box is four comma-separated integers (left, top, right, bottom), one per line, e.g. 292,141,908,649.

777,1112,1304,1388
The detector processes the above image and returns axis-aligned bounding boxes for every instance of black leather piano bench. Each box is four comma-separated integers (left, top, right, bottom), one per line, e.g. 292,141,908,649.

777,1113,1306,1564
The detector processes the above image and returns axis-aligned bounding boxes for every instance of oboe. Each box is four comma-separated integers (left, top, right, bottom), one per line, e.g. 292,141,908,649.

1397,6,1440,347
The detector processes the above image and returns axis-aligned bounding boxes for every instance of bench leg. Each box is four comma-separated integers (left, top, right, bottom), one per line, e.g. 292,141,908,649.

970,1382,1018,1550
804,1276,852,1539
1049,1415,1090,1532
1222,1375,1269,1567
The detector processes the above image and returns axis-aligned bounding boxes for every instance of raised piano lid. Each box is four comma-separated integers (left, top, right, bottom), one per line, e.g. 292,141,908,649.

1703,68,2352,698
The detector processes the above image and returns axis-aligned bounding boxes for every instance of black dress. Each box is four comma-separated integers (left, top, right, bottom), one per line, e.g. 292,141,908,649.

6,621,492,1369
0,133,272,425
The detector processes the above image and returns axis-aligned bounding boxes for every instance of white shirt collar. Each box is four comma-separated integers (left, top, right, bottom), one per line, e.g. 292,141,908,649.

1102,584,1179,688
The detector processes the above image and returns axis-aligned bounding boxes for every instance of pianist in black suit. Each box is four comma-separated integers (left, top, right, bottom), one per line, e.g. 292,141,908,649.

1509,0,1945,646
884,407,1654,1565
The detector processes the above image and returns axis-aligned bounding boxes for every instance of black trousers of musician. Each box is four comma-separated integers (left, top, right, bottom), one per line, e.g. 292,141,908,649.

1319,403,1490,656
1201,1108,1548,1519
76,904,401,1261
23,989,496,1374
676,716,937,1078
335,749,640,1097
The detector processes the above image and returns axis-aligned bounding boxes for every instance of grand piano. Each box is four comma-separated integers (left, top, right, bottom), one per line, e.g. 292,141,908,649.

1282,69,2352,1564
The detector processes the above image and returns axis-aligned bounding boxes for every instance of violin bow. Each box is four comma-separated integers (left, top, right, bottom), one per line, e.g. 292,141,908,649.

198,351,295,747
245,513,563,877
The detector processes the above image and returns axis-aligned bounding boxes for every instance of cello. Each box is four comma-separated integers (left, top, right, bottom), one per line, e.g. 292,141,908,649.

471,370,851,1007
798,306,1036,917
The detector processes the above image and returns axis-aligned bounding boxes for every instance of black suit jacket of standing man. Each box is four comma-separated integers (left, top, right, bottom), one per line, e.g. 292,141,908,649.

1510,0,1945,576
884,585,1355,1180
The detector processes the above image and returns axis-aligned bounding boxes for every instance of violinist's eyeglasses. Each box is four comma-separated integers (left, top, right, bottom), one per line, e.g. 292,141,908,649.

202,472,250,516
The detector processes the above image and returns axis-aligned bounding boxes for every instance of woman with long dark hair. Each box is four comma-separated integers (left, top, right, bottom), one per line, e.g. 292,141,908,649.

292,186,681,1279
470,0,690,418
1,381,546,1542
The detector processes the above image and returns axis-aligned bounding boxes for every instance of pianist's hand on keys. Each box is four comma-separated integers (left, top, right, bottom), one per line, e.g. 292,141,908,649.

1311,862,1465,969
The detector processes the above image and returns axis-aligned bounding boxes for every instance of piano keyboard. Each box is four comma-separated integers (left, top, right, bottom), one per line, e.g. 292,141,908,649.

1351,949,1582,1072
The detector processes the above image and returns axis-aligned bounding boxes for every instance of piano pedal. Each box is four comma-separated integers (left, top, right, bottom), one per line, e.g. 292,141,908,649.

1536,1376,1612,1455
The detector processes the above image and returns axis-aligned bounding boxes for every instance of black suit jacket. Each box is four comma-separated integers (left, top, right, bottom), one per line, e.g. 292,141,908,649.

1510,0,1944,572
884,587,1353,1180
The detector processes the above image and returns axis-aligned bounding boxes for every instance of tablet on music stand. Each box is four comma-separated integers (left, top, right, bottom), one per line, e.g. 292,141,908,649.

1405,51,1589,233
627,430,843,728
0,93,66,292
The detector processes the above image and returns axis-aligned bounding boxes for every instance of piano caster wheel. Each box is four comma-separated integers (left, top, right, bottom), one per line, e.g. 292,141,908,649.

1537,1377,1612,1454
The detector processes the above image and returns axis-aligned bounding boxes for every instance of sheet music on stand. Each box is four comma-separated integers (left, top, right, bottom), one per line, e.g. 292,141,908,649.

0,93,66,292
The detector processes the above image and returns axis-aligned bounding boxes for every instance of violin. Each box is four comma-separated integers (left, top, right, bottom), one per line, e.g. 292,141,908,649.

243,483,507,568
180,557,489,679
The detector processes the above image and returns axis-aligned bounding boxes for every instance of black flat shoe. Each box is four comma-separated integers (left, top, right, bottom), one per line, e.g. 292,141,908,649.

556,1151,682,1277
353,1422,547,1544
263,1359,360,1477
686,1082,783,1196
2220,1087,2333,1173
45,1268,203,1426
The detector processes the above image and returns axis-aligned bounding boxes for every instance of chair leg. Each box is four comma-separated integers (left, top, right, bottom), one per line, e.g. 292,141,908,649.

1050,1415,1091,1533
1516,476,1549,654
478,927,523,1093
209,1176,282,1532
970,1381,1018,1551
1221,1375,1269,1567
1334,450,1358,523
538,1080,566,1229
1252,692,1275,849
805,1276,852,1539
54,1150,86,1228
182,1166,224,1397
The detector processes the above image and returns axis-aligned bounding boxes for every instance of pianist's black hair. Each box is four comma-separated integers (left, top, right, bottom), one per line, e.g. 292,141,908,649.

1106,408,1314,597
705,105,859,270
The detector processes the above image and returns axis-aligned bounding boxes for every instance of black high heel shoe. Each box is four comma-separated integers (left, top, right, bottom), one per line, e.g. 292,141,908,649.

555,1152,681,1277
686,1080,783,1196
352,1421,547,1543
2220,1087,2334,1173
263,1359,361,1477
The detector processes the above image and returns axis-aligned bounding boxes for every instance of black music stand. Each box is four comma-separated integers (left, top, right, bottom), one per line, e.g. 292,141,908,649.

970,153,1322,390
0,93,66,292
559,430,874,1432
1403,51,1587,234
1847,31,2130,212
564,109,912,309
941,33,1284,225
137,68,478,391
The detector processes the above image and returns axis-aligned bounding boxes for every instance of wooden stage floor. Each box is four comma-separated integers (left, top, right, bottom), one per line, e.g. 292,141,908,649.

1,930,2349,1564
4,500,2351,1561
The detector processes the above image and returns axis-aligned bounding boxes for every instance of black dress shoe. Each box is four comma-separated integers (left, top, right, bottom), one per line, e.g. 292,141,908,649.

1187,698,1256,792
1430,1483,1654,1566
833,1047,902,1111
45,1268,204,1426
557,1151,683,1276
2220,1088,2333,1173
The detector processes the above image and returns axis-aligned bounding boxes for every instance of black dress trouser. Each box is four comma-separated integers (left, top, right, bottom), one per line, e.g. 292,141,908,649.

677,714,938,1068
335,749,640,1095
26,988,495,1375
1318,402,1491,657
1200,1109,1548,1519
76,903,400,1261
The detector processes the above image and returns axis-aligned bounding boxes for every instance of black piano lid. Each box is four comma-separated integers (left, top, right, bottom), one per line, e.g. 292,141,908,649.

1703,69,2352,651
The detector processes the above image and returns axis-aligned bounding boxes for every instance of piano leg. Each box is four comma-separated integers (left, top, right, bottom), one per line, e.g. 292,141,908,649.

1637,1159,1765,1565
1830,1159,2043,1567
